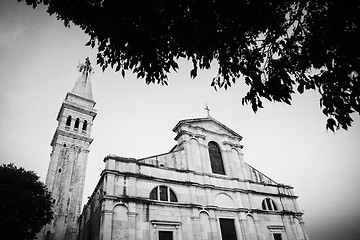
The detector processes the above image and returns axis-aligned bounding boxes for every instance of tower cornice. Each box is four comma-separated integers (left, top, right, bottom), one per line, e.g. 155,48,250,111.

50,128,94,147
67,92,96,106
56,100,97,122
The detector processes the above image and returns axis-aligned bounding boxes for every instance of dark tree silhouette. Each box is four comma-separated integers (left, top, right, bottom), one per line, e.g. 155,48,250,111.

20,0,360,131
0,164,53,240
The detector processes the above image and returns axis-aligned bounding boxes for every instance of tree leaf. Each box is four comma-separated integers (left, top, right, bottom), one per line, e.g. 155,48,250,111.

18,0,360,131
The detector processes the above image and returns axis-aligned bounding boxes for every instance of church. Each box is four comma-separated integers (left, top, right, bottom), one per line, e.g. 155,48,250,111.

40,60,309,240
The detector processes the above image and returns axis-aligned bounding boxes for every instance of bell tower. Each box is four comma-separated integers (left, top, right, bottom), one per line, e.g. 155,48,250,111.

40,58,97,240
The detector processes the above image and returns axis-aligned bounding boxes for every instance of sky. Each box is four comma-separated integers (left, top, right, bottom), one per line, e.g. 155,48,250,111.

1,1,359,240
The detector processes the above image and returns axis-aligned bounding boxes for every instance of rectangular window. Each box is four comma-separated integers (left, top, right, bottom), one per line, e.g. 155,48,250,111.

266,198,273,210
159,186,168,201
273,233,282,240
262,201,267,210
219,218,237,240
159,231,173,240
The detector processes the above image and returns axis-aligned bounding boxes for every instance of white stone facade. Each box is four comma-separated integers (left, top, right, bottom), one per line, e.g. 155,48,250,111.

78,117,308,240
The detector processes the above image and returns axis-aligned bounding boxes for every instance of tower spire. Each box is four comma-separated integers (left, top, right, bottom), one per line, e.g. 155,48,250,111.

71,57,94,101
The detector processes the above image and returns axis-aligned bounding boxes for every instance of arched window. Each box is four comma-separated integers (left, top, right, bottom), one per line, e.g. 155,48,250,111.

82,120,87,131
261,198,278,211
149,186,178,202
66,115,72,126
74,118,80,129
208,141,225,175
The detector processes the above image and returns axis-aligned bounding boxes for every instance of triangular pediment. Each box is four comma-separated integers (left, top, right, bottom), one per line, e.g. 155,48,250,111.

173,117,242,140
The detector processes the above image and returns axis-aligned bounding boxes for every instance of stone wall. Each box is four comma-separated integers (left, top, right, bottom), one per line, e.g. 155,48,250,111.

78,154,305,240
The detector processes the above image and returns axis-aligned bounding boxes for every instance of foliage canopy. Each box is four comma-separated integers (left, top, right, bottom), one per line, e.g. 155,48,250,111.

21,0,360,131
0,164,53,240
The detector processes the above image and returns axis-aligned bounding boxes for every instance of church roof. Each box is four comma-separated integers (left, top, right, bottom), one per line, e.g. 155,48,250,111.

172,116,242,140
71,71,94,101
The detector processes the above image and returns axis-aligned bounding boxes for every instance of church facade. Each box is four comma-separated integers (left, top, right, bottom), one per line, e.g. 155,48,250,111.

77,117,308,240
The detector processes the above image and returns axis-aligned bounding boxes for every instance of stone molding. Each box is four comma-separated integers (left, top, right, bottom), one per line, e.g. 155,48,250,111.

101,170,298,200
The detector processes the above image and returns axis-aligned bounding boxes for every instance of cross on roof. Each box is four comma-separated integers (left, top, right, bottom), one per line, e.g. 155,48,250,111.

204,104,211,117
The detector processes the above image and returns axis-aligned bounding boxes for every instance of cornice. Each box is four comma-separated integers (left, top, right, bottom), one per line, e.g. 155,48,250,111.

174,124,242,142
99,194,301,216
55,100,97,123
67,92,95,105
51,128,94,146
172,117,243,141
222,141,244,149
174,129,206,141
103,155,295,189
101,170,297,199
62,101,97,117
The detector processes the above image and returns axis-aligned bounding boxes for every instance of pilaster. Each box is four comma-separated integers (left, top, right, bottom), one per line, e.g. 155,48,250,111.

128,211,138,240
101,210,113,240
191,216,201,240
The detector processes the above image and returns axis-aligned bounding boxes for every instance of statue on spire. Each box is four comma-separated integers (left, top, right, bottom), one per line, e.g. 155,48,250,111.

77,57,94,81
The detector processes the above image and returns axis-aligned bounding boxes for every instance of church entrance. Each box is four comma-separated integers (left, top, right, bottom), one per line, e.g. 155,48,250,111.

159,230,173,240
219,218,237,240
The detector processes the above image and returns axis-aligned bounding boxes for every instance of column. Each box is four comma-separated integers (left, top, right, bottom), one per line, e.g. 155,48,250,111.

100,209,113,240
191,216,201,240
128,212,137,240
